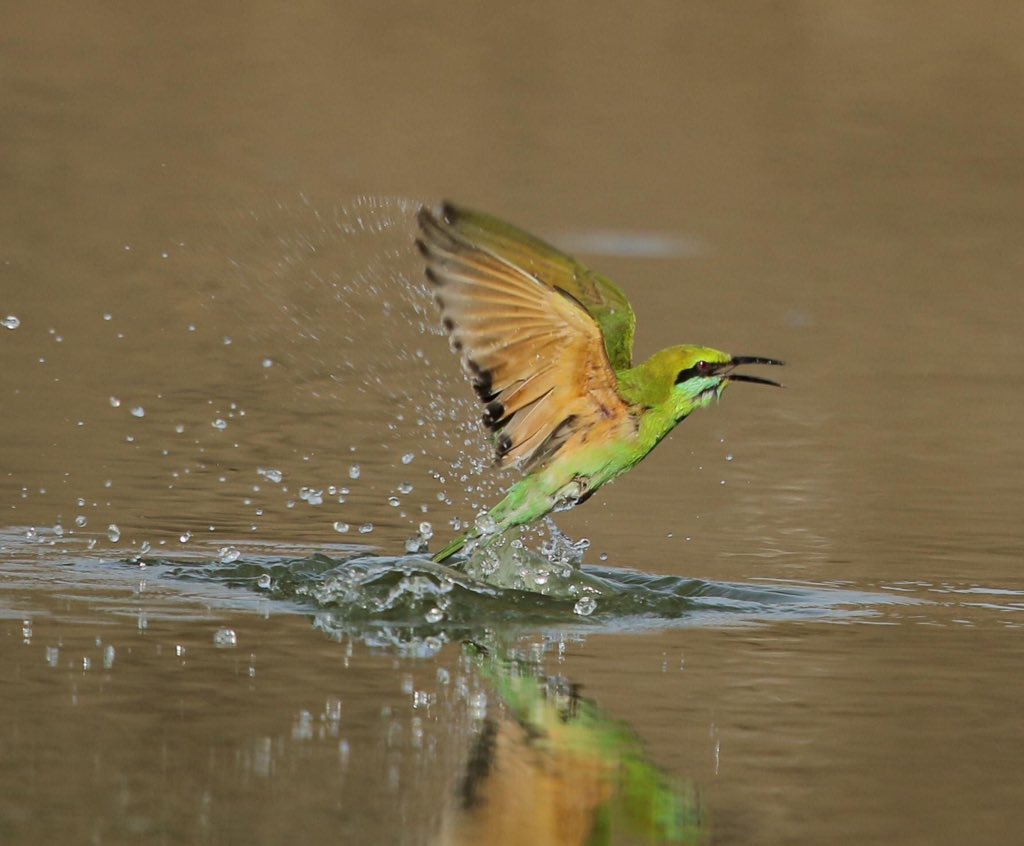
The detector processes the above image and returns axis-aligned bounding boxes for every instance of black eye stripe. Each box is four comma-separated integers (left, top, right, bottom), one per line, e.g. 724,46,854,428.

675,360,710,384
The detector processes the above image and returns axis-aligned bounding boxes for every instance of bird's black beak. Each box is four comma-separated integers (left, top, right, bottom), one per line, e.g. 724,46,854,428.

722,356,785,387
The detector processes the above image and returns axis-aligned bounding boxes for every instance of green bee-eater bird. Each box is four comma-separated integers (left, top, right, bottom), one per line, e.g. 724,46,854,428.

415,202,783,564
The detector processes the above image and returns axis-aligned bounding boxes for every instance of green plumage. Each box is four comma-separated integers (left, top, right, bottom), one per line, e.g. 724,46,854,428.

414,202,783,565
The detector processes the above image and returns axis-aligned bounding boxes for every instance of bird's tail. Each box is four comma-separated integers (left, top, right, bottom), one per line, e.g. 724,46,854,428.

433,499,521,563
431,534,468,564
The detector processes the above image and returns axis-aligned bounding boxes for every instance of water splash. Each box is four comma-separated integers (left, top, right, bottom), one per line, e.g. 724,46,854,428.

161,546,905,650
6,195,507,558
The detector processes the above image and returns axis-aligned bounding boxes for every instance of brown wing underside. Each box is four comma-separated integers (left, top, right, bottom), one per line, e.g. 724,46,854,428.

416,204,630,471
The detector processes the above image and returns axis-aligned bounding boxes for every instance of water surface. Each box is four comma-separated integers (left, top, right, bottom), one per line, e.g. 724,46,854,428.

3,3,1024,844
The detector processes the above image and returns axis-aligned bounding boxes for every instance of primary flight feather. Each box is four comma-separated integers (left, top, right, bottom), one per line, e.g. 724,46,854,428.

415,201,783,563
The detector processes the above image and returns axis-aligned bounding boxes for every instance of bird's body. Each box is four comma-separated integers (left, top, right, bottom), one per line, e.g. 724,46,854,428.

415,202,782,564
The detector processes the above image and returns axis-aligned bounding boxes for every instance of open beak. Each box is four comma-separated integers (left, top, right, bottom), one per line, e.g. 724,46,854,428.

721,356,785,388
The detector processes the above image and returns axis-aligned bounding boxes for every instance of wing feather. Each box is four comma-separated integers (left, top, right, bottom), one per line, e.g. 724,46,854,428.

416,202,632,470
426,202,637,370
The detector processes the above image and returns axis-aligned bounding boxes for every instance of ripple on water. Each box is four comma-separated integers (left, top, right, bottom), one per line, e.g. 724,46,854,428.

160,547,911,643
0,528,955,645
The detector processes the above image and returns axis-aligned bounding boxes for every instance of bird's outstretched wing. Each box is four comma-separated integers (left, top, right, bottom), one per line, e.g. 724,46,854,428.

425,202,636,370
416,202,632,471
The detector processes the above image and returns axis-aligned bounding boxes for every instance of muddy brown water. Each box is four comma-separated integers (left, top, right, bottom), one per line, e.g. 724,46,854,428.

2,4,1023,845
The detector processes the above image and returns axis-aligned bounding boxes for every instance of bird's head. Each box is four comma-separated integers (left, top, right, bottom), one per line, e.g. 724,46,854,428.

635,345,784,420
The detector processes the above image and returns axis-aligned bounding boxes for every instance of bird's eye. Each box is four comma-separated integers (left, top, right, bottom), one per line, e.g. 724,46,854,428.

675,360,716,384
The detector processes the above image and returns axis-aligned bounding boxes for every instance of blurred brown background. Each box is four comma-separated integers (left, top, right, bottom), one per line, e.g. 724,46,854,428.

2,3,1023,845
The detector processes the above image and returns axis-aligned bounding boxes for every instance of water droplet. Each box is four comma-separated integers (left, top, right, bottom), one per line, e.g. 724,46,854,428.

573,596,598,616
425,607,444,624
333,522,350,533
130,406,145,418
398,482,414,495
261,358,273,368
257,467,283,484
53,523,64,538
257,573,272,589
323,699,342,725
45,646,60,667
213,628,237,648
725,453,734,462
103,645,115,669
212,418,228,430
475,512,497,536
293,709,314,741
82,657,91,671
218,546,241,563
74,515,87,528
104,523,120,542
401,453,415,465
418,521,434,540
358,523,374,534
388,496,400,507
468,691,488,720
348,464,361,480
179,531,192,543
2,315,20,330
109,396,121,408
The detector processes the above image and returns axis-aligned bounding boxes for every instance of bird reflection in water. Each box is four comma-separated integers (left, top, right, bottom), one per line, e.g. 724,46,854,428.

435,644,704,846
